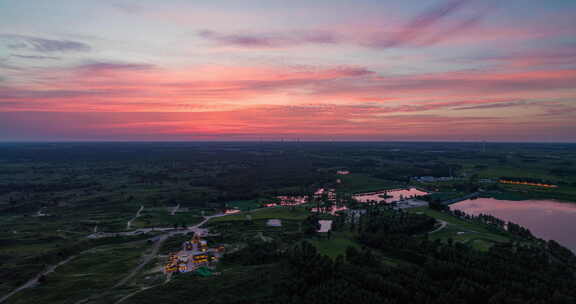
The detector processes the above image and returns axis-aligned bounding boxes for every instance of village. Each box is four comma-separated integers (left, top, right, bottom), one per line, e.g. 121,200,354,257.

163,233,225,277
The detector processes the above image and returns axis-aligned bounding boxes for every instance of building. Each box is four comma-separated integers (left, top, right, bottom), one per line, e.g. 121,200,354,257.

164,233,223,274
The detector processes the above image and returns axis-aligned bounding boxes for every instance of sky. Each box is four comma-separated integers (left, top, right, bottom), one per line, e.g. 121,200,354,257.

0,0,575,142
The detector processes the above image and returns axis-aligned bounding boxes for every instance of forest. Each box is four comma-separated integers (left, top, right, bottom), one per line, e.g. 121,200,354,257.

126,206,576,304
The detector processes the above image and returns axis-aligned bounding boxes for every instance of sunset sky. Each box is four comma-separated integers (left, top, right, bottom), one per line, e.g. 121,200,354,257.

1,0,575,142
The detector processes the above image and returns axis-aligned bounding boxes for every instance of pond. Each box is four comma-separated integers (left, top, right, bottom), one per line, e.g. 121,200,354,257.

452,197,576,252
353,188,429,203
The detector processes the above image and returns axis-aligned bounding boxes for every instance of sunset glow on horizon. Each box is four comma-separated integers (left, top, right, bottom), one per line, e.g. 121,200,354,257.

1,0,575,142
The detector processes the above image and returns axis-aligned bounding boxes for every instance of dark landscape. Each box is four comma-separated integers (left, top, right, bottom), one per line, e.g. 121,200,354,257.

2,0,576,303
0,142,575,303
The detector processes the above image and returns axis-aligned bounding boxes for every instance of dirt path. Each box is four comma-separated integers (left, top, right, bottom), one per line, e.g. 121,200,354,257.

429,220,448,234
126,205,144,230
0,255,76,304
114,236,164,288
115,213,225,288
3,211,229,304
76,212,229,304
170,204,180,216
114,286,155,304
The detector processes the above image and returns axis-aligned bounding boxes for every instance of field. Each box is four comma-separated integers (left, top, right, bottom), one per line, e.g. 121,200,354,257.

308,231,359,258
409,207,512,251
337,173,401,193
4,239,155,304
209,206,311,223
225,199,262,211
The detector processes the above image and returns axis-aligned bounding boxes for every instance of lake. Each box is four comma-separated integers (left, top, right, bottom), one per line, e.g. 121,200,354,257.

452,197,576,252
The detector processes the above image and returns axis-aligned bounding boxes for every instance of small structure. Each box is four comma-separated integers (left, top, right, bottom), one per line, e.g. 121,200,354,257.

179,264,189,273
164,233,223,274
192,253,209,264
413,176,454,182
266,219,282,227
199,240,208,252
224,208,241,214
317,220,333,233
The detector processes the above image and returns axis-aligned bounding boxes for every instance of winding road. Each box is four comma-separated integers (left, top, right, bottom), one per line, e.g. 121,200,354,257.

429,220,448,234
4,212,230,304
114,214,226,286
126,205,144,230
77,213,228,304
170,204,180,216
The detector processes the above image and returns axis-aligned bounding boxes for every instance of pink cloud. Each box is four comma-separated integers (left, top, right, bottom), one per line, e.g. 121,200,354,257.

1,59,575,115
2,109,574,142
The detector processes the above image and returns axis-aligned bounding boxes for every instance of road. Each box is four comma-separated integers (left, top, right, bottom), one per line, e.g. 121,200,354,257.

126,205,144,230
0,255,76,304
114,213,226,287
88,212,225,239
3,212,230,304
170,204,180,216
429,220,448,234
76,212,230,304
114,287,154,304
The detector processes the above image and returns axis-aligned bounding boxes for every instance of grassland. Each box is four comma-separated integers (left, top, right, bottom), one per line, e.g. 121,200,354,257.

307,231,359,258
122,264,281,304
225,199,262,211
209,206,311,223
408,207,512,251
5,241,149,304
132,208,204,229
337,173,402,193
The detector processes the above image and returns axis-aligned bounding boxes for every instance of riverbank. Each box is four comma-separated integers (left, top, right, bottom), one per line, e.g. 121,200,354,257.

483,189,576,203
452,197,576,253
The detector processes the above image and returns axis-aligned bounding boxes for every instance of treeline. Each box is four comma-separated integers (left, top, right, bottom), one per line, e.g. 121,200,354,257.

372,163,459,182
0,182,99,195
196,159,333,202
450,209,535,240
206,237,576,304
124,209,576,304
429,202,538,241
234,208,575,303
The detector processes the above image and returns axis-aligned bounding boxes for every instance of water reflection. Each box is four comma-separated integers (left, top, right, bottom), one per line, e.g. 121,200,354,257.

353,188,428,203
452,198,576,252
